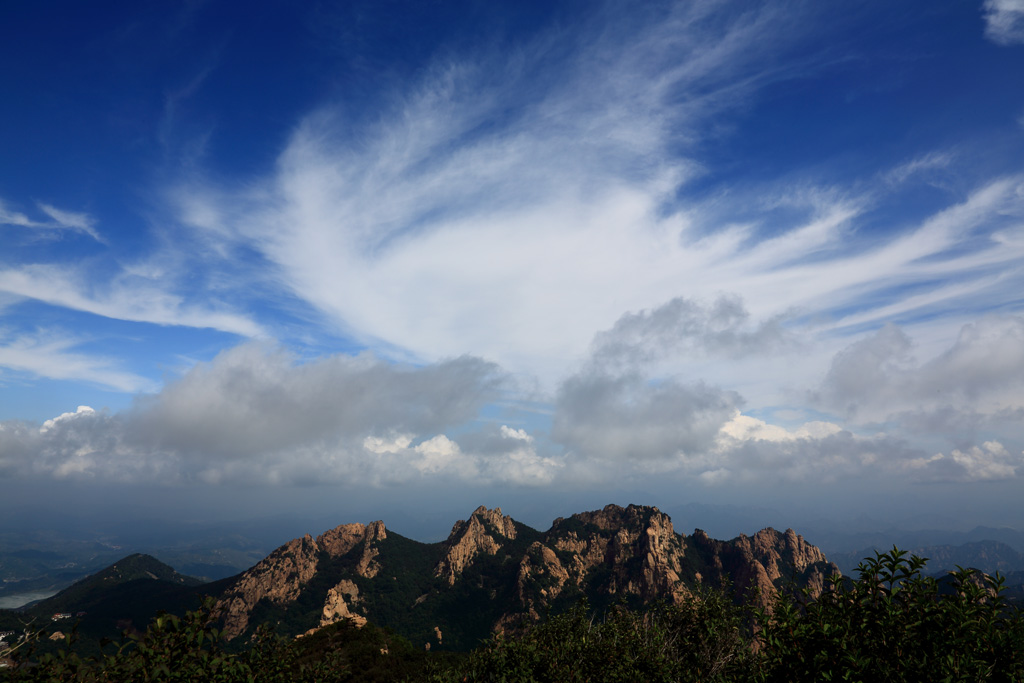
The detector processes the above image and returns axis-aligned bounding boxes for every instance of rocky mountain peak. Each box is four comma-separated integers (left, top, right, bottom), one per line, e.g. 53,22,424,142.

689,526,838,608
518,503,690,612
215,520,387,639
210,504,839,646
215,533,322,639
433,506,517,585
564,503,666,533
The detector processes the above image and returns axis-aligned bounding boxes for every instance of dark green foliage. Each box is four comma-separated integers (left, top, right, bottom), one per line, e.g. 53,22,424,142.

756,548,1024,682
354,521,542,651
1,598,439,682
349,531,447,648
439,588,753,683
0,556,232,659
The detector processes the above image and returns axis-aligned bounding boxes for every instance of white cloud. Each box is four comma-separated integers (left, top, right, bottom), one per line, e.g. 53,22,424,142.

164,2,857,381
716,413,843,444
0,265,263,338
0,198,104,243
0,330,155,393
0,200,35,228
693,412,1017,485
363,434,413,454
982,0,1024,45
178,68,1024,390
36,203,105,243
950,441,1021,480
412,435,474,476
40,405,96,434
884,151,954,186
906,441,1023,481
499,425,533,442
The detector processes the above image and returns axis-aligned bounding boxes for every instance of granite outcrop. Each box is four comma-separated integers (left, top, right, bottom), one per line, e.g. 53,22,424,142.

213,504,839,647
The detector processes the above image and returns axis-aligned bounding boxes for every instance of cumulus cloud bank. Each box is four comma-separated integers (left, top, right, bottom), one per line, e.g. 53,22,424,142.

3,306,1022,492
0,345,506,485
818,316,1024,424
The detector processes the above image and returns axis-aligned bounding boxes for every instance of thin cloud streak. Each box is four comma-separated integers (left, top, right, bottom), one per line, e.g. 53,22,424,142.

0,199,105,243
0,265,263,338
0,330,155,393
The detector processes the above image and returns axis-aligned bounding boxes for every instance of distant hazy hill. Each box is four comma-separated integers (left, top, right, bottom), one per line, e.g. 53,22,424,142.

0,523,282,606
811,526,1024,560
830,540,1024,576
0,554,229,647
33,553,202,612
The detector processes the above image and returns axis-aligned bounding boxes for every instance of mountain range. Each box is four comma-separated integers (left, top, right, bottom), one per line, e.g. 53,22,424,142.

6,503,1024,655
3,504,842,651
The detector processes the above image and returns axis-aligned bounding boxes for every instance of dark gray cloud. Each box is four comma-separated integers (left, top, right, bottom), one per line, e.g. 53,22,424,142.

712,428,924,483
816,323,915,417
549,295,786,464
817,316,1024,421
889,406,1024,441
0,345,505,485
552,372,740,462
129,344,502,458
590,295,793,372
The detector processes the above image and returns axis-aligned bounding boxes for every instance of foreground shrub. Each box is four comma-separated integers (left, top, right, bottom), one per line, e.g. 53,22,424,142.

756,548,1024,682
2,598,354,682
441,586,753,683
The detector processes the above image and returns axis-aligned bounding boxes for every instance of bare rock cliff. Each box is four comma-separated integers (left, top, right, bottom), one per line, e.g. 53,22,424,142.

434,506,517,585
320,579,366,628
215,534,321,639
689,527,837,607
513,505,692,619
211,504,838,645
216,520,386,639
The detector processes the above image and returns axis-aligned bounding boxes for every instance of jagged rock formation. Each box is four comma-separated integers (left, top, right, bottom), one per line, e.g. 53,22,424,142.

215,521,386,638
434,506,517,585
320,579,366,628
213,504,839,649
510,504,692,622
215,534,321,639
690,526,836,607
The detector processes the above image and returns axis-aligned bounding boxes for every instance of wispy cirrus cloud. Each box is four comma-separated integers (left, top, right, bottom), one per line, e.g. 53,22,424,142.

0,329,155,393
0,199,105,243
162,0,1024,388
982,0,1024,45
0,264,263,338
167,1,837,376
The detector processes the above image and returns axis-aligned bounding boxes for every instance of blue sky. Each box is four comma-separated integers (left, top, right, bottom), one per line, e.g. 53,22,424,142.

2,0,1024,538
